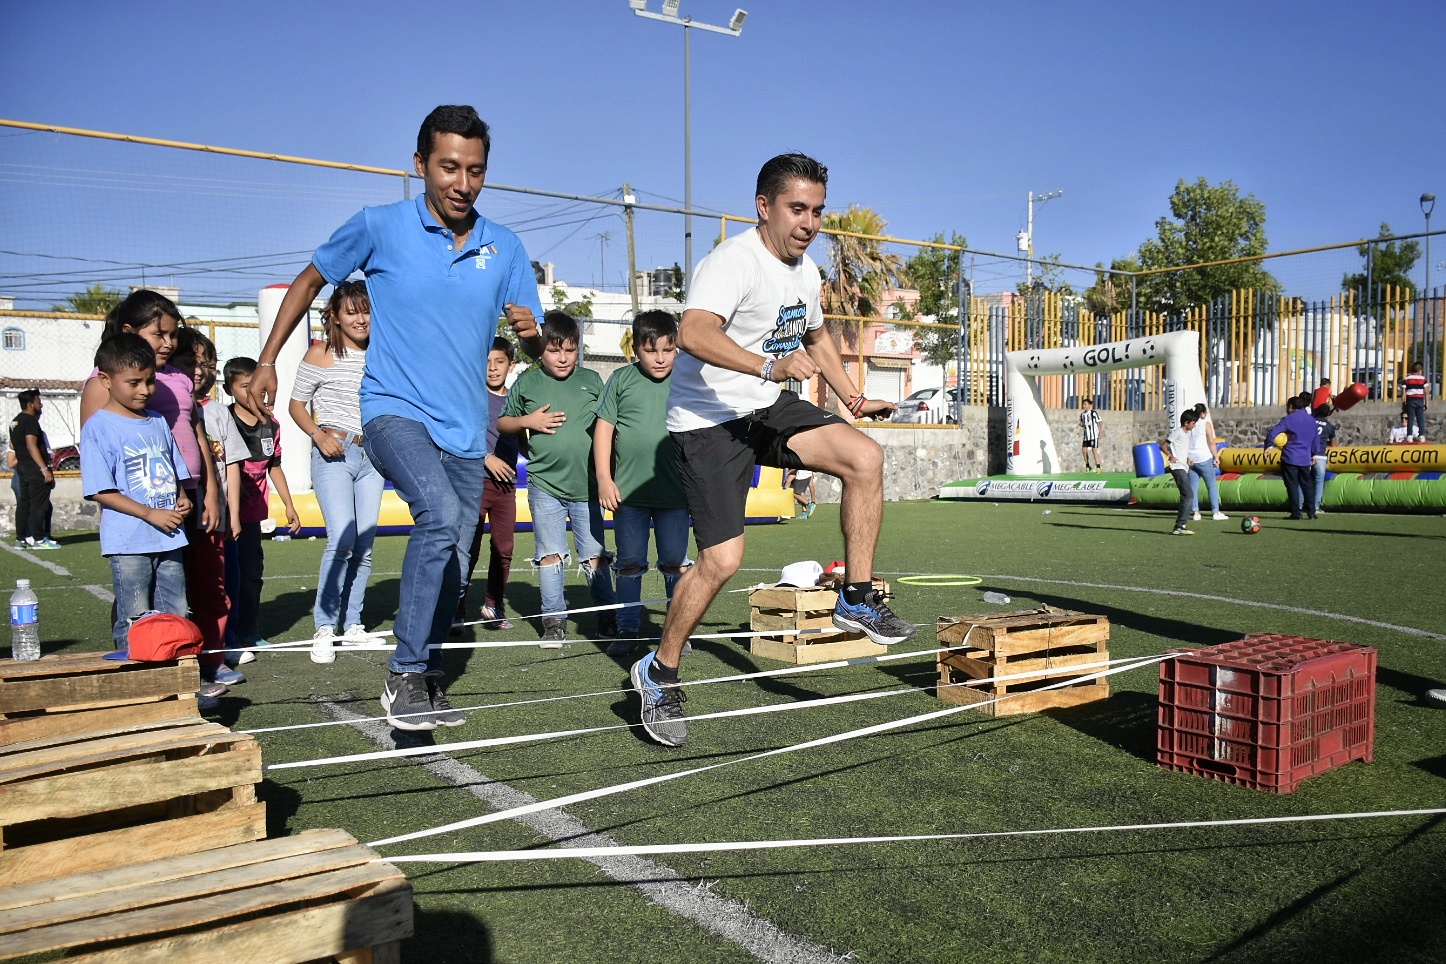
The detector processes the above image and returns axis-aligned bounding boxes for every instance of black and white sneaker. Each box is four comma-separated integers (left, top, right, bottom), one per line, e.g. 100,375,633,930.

381,671,438,731
832,589,916,646
424,671,466,727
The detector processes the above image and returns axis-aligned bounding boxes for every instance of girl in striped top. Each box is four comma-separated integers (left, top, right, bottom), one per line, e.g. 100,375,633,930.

289,280,384,663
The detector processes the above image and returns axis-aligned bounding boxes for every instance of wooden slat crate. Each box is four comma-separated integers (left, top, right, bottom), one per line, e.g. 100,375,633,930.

0,720,266,885
0,828,413,963
0,652,203,749
936,608,1111,715
749,581,890,664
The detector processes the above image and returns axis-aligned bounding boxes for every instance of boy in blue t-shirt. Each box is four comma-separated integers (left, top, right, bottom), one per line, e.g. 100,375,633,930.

594,310,691,656
499,311,615,647
80,333,193,651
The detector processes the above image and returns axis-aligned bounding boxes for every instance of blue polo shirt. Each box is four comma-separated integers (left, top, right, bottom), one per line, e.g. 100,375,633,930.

312,195,543,458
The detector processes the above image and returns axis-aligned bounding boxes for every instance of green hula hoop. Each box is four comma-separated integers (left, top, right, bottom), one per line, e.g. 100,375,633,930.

896,574,983,587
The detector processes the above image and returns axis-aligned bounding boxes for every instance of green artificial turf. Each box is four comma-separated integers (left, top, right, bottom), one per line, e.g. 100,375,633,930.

7,501,1445,963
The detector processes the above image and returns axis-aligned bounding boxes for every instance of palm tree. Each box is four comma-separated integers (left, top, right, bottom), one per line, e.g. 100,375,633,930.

821,206,906,335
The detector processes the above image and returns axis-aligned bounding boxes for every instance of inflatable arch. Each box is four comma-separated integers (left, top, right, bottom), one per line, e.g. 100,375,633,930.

1006,331,1205,475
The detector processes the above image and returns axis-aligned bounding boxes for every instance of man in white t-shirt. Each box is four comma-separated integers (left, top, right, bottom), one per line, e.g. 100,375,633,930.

630,153,910,747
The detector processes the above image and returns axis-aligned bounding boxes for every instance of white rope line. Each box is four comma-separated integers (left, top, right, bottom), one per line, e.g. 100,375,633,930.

380,808,1446,863
277,652,1155,767
365,652,1172,847
242,628,1139,737
224,625,836,654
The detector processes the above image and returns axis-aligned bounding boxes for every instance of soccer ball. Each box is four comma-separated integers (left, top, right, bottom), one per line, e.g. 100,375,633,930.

1241,516,1262,534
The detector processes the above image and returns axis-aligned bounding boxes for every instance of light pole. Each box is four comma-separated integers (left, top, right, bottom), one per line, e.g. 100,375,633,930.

630,1,747,276
1422,193,1436,348
1016,190,1063,286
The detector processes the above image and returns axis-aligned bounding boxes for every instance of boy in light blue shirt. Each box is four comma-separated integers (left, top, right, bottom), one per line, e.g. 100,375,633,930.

80,333,192,651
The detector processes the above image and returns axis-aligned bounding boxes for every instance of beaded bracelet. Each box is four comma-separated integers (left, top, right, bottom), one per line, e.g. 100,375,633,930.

760,359,775,383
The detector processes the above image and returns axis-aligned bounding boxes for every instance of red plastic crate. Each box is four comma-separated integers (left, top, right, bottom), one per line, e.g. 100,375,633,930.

1157,635,1376,793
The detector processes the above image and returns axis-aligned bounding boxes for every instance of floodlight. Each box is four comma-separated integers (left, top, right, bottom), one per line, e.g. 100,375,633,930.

729,9,748,30
629,0,647,10
661,0,680,16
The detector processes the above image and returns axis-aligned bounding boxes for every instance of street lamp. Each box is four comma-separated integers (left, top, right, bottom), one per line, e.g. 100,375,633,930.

1422,193,1436,347
630,1,747,275
1017,190,1063,286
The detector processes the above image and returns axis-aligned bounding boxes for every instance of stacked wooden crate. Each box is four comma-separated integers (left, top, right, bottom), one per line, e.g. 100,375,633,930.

749,579,891,664
935,608,1111,715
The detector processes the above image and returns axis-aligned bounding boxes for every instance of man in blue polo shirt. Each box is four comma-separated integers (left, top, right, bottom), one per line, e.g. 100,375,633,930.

252,105,543,731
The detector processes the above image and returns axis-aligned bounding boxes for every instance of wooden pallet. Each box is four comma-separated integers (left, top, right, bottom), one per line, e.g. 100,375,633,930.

749,581,889,664
0,652,203,749
0,828,412,963
936,608,1111,716
0,719,265,885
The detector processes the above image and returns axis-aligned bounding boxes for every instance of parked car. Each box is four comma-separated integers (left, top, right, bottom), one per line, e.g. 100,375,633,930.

890,387,961,424
52,444,79,472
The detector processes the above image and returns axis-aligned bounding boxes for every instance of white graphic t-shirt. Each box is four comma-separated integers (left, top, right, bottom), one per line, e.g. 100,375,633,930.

667,228,824,432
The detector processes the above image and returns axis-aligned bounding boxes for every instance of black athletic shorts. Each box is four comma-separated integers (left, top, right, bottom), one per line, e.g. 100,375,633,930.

671,391,845,551
1081,439,1098,448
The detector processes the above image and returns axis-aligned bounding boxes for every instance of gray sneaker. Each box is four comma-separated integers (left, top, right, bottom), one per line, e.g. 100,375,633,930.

630,652,688,747
540,619,566,650
424,671,466,727
381,671,438,731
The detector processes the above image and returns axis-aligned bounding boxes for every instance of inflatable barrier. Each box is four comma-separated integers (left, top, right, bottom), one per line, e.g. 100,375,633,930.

269,464,796,537
1218,445,1446,474
1128,471,1446,512
939,473,1135,504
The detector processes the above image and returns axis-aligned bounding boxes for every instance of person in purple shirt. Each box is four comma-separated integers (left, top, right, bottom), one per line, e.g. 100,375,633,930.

1264,396,1324,520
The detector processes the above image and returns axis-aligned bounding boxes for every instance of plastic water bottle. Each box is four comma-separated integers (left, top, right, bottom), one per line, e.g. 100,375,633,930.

983,591,1011,605
10,578,40,661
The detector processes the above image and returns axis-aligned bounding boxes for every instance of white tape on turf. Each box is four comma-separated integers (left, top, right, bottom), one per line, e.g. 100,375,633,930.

381,808,1446,863
365,653,1172,847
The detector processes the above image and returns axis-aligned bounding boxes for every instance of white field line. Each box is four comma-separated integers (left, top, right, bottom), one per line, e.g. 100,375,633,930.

315,698,851,964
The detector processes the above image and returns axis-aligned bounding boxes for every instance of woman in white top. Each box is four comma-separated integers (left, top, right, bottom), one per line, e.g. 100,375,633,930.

1188,403,1227,521
289,281,384,663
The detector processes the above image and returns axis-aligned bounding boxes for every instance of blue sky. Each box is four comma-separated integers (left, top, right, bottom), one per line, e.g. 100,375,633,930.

2,0,1443,306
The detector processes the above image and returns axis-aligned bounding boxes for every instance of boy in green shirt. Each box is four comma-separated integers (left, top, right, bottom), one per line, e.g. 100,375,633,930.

594,311,691,656
499,311,615,646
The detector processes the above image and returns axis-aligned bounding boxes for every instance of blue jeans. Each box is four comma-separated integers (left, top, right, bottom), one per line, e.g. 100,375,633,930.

364,415,485,674
1188,460,1220,513
109,550,188,649
311,441,385,631
1406,399,1426,439
613,505,690,634
1311,456,1328,513
528,487,614,622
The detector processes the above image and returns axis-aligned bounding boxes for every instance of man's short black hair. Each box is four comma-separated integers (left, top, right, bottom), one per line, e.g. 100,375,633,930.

223,356,257,392
94,333,157,376
17,388,40,409
491,336,516,361
417,105,491,163
1081,396,1094,406
541,310,580,348
1287,396,1303,412
1180,411,1199,426
633,310,678,349
756,153,828,202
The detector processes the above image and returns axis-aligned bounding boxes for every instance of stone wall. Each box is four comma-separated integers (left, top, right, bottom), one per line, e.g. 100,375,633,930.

4,402,1438,526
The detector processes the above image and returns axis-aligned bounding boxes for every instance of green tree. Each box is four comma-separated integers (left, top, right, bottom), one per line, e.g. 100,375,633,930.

1082,257,1141,316
549,284,594,318
898,233,967,366
53,283,123,315
1135,177,1280,312
1342,223,1419,295
821,205,906,323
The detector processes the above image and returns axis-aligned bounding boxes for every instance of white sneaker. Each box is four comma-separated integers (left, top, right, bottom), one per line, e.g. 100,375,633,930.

1191,512,1201,522
310,626,336,664
342,623,370,646
1212,512,1229,521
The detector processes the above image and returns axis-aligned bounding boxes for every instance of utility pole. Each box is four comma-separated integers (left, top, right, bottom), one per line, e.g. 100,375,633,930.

624,183,639,317
1017,190,1063,286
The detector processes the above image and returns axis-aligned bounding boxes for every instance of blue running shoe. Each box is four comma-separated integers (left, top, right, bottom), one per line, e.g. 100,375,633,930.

630,652,688,747
832,588,916,646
